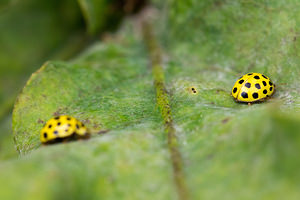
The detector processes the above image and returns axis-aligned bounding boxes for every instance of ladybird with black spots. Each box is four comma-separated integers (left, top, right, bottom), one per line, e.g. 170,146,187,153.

40,115,91,144
40,115,110,144
231,72,275,104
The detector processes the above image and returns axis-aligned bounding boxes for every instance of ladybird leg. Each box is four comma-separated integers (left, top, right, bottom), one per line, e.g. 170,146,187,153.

83,134,91,139
76,133,90,140
78,136,89,141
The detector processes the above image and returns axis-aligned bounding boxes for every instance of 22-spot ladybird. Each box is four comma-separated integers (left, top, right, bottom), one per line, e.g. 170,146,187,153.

40,115,90,144
232,72,275,103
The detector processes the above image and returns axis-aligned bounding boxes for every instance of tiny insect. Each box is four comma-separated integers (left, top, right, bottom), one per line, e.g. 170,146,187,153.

188,86,198,94
231,72,275,104
40,115,90,144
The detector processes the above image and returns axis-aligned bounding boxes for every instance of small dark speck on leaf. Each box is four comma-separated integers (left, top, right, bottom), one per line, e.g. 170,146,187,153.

222,117,230,124
206,154,214,160
188,86,198,94
37,119,44,124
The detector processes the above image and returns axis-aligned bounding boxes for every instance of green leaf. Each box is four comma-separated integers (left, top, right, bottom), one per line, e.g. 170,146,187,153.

6,0,300,199
10,24,176,199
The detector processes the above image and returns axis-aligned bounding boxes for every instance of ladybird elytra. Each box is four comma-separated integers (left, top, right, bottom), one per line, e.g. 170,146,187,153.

40,115,90,144
232,72,275,103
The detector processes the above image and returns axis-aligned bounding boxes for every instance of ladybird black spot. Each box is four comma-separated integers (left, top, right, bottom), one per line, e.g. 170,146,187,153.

68,124,71,127
233,87,237,93
255,83,261,89
247,73,253,75
239,79,244,84
262,81,267,86
269,81,273,86
262,74,267,79
267,95,269,97
254,75,260,79
252,92,259,99
44,133,47,138
191,88,195,91
67,117,71,120
57,122,61,126
48,124,52,129
263,89,267,94
241,92,248,98
245,83,251,88
65,129,68,132
54,131,58,134
270,87,273,91
54,116,60,120
76,124,80,129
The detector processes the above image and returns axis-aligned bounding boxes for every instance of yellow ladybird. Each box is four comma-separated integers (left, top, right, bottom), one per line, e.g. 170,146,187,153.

40,115,90,144
232,72,275,103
